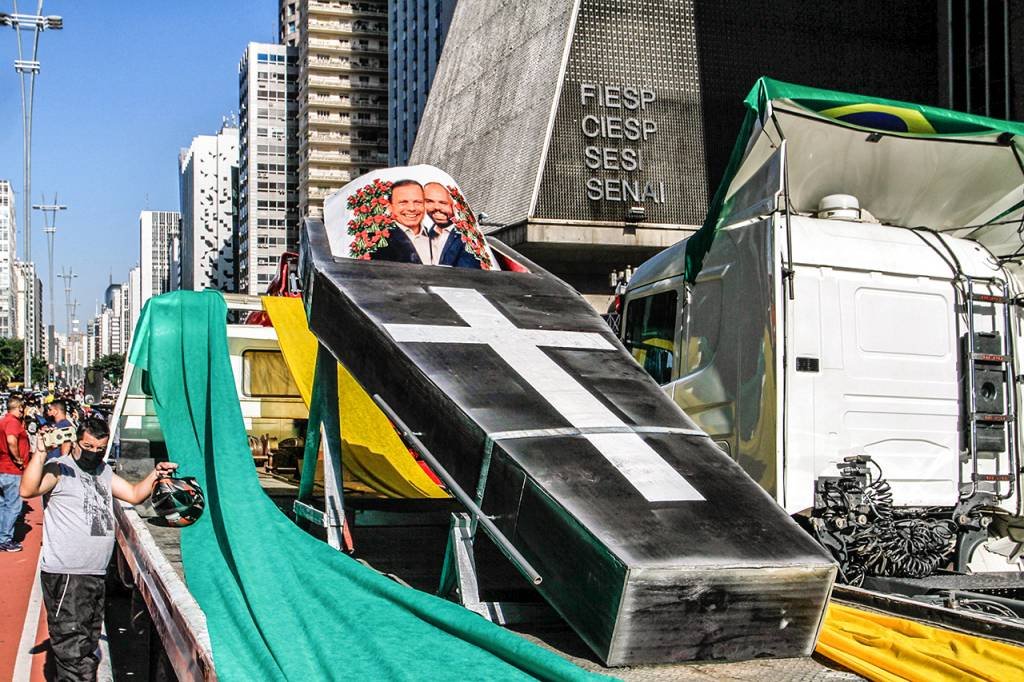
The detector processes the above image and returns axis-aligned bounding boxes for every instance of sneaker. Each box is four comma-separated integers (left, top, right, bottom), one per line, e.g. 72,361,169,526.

0,542,22,552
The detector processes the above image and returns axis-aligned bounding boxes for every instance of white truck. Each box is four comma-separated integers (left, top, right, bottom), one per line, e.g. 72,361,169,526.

621,79,1024,585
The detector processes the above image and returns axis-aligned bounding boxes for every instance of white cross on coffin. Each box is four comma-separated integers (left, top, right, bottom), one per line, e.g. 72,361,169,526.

384,286,704,503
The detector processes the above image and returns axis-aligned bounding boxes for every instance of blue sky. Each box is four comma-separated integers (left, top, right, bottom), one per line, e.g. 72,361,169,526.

0,1,278,333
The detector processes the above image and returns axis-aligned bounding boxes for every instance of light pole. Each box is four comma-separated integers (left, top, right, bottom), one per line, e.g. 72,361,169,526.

58,266,75,382
34,191,66,371
68,297,78,386
1,2,63,387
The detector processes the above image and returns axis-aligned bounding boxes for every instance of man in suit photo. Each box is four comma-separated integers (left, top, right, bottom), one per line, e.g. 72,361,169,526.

372,179,482,269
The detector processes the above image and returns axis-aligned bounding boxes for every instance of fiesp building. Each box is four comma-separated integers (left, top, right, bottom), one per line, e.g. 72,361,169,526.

409,0,1012,310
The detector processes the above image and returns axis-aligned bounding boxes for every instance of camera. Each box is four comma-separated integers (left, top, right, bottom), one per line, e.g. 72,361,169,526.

23,411,47,435
42,426,77,450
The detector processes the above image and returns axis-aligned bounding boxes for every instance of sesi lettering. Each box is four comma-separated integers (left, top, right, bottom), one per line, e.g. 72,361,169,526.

587,147,643,172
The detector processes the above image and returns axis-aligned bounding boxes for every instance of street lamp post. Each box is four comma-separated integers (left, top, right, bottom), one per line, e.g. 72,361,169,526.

58,266,76,383
34,191,66,374
1,2,63,387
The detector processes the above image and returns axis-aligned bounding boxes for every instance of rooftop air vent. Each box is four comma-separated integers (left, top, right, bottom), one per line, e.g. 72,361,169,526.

817,194,862,221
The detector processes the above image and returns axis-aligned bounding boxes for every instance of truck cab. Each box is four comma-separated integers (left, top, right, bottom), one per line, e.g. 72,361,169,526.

622,78,1024,574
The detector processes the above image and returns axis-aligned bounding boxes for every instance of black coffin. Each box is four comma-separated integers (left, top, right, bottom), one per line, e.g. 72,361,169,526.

300,219,835,666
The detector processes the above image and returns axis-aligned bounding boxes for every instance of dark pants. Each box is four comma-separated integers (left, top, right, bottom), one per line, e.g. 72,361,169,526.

40,572,105,682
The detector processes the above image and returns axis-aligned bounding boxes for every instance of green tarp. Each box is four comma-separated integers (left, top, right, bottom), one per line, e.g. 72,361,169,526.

129,290,606,681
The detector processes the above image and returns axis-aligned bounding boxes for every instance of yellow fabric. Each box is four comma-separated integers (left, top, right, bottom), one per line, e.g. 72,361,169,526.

263,296,446,499
816,602,1024,681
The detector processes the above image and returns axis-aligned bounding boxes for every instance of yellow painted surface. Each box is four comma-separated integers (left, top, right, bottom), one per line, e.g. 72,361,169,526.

263,296,446,499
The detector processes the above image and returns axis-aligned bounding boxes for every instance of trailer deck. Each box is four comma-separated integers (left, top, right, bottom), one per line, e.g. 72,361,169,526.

112,457,860,680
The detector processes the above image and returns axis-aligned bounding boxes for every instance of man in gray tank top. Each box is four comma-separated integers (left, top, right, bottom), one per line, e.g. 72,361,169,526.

20,416,177,681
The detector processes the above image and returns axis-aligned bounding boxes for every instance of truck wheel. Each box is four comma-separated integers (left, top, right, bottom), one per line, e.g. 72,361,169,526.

958,531,1024,573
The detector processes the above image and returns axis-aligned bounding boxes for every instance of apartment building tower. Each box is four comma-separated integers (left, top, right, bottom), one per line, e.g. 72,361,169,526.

178,124,240,292
238,43,300,294
103,282,125,356
14,261,42,357
126,265,142,341
0,180,16,338
387,0,456,166
280,0,389,220
139,210,182,304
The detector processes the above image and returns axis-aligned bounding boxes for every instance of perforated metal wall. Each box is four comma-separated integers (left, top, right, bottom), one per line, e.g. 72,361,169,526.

409,1,577,228
535,0,708,225
535,0,943,228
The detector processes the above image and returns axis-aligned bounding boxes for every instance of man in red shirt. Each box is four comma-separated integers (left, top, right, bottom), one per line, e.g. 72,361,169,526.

0,396,29,552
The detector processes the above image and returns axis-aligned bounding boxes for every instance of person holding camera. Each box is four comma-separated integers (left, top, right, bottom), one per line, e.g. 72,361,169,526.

19,416,177,680
0,396,29,552
45,398,75,461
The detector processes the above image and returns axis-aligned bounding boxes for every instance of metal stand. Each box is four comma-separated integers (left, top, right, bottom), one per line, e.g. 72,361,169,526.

293,343,351,551
290,368,554,625
438,512,558,626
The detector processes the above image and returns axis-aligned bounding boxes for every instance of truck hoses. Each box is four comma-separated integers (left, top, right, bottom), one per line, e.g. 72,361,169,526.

811,458,957,585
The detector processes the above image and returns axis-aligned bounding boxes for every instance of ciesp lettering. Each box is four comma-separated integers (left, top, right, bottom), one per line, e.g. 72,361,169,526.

579,82,665,205
581,115,658,141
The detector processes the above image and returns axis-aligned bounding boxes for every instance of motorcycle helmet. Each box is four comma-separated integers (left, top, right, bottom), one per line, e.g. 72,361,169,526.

150,476,205,527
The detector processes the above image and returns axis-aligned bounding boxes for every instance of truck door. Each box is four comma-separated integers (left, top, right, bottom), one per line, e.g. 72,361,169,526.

785,266,960,513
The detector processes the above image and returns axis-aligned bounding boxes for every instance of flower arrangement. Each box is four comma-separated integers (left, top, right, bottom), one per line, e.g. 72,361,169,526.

346,178,394,260
447,185,494,270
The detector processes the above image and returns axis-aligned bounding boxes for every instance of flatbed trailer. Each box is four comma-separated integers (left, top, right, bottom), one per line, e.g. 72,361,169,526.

104,288,1024,679
111,464,861,681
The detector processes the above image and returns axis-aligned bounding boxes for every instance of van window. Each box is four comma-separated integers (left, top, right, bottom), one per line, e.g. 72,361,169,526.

623,290,677,385
684,279,722,374
242,350,301,397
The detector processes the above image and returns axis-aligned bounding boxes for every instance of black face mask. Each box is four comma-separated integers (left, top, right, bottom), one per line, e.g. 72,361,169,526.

76,449,103,471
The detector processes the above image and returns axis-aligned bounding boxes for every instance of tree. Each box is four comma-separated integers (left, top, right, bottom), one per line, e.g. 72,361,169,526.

0,337,22,378
90,353,126,386
0,337,46,388
32,356,47,386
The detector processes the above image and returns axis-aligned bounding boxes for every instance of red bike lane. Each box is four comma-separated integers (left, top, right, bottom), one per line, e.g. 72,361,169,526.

0,499,48,681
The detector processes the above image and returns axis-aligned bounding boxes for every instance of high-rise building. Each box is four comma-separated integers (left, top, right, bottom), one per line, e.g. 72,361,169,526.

139,210,181,304
0,180,16,338
387,0,456,166
178,124,240,292
14,261,42,357
87,311,112,361
280,0,389,220
104,282,126,355
237,43,300,295
126,265,142,342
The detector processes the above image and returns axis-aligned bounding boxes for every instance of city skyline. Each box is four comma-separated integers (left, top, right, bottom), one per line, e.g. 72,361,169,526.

0,1,277,334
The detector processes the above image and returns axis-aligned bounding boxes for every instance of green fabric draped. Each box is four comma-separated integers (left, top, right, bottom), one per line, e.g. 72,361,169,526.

129,290,607,681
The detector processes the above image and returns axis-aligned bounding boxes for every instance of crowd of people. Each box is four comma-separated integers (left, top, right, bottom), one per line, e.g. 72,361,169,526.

0,389,176,679
0,390,98,553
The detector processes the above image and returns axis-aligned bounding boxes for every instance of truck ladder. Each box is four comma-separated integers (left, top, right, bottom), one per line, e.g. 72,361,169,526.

962,277,1021,503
